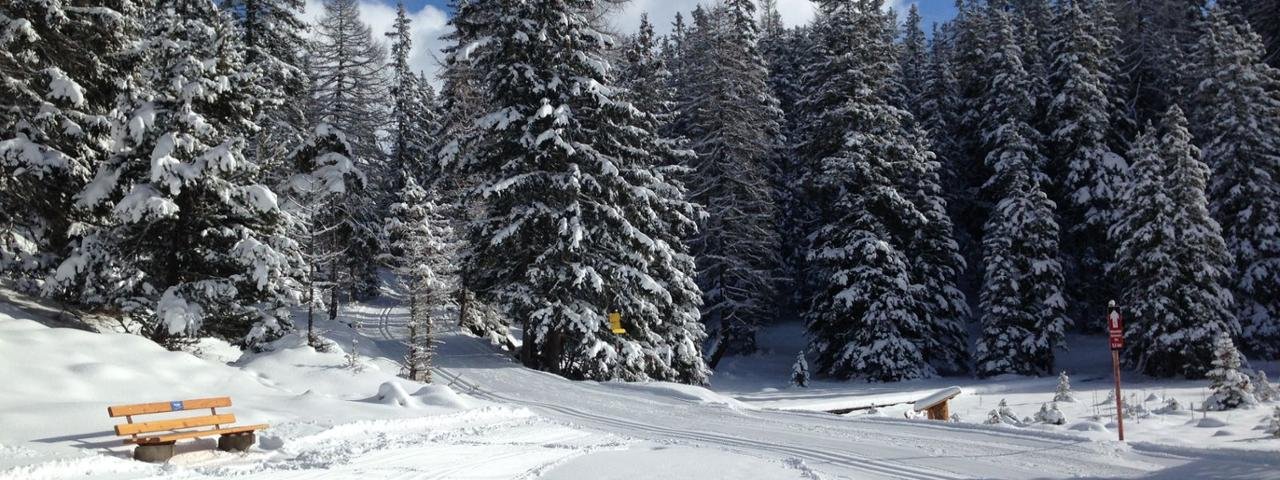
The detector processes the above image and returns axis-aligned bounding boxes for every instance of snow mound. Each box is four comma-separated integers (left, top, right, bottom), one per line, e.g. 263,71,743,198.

413,384,472,409
1068,421,1109,432
1196,417,1229,428
600,381,755,410
372,381,419,407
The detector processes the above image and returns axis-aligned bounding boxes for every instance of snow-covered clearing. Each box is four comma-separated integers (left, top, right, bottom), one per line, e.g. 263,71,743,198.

1,295,1277,479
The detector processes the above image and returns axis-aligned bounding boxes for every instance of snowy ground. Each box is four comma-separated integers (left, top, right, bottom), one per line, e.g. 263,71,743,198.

1,290,1278,479
713,323,1280,453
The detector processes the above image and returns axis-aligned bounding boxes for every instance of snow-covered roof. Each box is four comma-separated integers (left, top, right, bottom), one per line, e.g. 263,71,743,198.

913,386,963,411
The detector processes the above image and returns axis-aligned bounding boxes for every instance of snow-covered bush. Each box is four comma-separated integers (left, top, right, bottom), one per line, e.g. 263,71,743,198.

1205,334,1258,410
791,351,810,387
1035,403,1065,425
1054,371,1076,403
1254,371,1276,403
985,399,1022,425
1269,407,1280,437
1154,397,1182,414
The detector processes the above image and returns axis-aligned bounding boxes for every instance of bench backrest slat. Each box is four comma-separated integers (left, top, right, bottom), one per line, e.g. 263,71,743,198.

107,397,231,417
115,413,237,436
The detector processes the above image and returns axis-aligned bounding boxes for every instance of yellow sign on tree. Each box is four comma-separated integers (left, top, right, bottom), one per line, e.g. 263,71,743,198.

609,312,626,334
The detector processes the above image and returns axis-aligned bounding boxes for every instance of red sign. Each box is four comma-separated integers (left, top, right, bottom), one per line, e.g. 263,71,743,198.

1108,306,1124,350
1107,310,1124,335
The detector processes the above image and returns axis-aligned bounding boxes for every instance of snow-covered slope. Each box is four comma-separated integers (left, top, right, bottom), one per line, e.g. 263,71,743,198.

3,299,1279,479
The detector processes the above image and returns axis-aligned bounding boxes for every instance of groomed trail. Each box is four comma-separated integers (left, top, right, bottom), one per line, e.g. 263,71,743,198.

371,305,1277,479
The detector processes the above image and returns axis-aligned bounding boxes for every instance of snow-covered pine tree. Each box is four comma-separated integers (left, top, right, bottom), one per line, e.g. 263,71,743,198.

1110,106,1238,378
1255,371,1277,403
619,14,674,130
431,0,511,348
802,0,961,381
1245,1,1280,67
672,1,784,367
1205,334,1258,410
791,351,809,387
918,24,973,267
1009,0,1055,134
974,7,1067,378
220,0,309,180
386,177,451,383
280,123,371,339
309,0,388,301
901,123,970,375
766,21,817,318
1114,0,1206,125
385,2,439,189
0,0,140,288
898,4,928,119
1047,0,1127,325
458,0,708,384
51,0,302,347
1054,371,1076,402
1190,9,1280,361
944,1,1002,292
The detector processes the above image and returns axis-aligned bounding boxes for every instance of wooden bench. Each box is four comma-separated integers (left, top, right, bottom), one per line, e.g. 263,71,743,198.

107,396,267,462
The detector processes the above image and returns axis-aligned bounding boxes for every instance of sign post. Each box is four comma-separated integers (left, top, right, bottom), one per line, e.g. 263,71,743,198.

1107,300,1125,441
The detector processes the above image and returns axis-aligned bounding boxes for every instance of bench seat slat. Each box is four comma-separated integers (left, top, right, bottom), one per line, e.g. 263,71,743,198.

123,424,268,445
115,414,236,436
108,397,231,417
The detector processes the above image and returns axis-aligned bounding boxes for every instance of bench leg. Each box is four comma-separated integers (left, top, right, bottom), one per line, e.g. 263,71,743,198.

218,432,256,452
133,442,175,463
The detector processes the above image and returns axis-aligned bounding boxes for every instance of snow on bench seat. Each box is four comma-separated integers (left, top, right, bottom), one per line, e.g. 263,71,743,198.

913,387,962,412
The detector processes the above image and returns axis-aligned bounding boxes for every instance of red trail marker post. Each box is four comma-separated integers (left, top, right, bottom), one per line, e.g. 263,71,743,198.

1107,300,1125,441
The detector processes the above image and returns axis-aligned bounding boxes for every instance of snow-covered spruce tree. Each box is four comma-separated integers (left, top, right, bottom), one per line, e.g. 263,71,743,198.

1109,106,1238,378
1054,371,1076,402
386,177,451,383
0,0,140,288
1047,0,1127,325
280,124,372,336
432,0,512,348
672,1,784,367
1190,9,1280,361
51,0,302,347
458,0,709,384
385,2,440,189
974,8,1067,378
791,351,809,387
309,0,388,301
220,0,309,180
803,0,962,381
1205,334,1258,410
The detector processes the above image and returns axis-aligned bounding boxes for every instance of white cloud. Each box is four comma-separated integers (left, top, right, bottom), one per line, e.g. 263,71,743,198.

302,0,452,87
